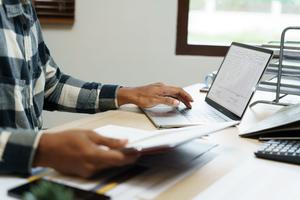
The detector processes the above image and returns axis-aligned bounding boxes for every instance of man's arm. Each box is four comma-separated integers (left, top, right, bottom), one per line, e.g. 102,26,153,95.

40,42,193,112
117,83,194,108
0,127,139,177
33,130,138,178
0,129,41,175
39,42,119,113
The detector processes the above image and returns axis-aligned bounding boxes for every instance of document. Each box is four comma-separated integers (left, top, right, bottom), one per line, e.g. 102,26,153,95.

94,122,236,153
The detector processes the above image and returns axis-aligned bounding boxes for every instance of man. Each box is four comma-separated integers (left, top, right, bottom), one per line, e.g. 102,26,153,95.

0,0,193,178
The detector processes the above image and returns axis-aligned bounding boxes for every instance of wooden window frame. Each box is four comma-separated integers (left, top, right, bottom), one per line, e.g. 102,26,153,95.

176,0,228,56
33,0,75,25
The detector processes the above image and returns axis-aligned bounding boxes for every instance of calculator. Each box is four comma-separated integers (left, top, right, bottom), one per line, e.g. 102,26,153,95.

255,140,300,165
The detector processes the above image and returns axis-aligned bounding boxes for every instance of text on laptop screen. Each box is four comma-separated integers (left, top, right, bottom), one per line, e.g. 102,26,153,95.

207,45,270,117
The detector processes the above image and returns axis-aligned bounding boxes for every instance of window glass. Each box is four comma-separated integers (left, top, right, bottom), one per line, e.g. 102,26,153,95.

188,0,300,45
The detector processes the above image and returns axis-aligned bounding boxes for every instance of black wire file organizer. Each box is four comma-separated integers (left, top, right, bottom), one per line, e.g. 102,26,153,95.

250,26,300,107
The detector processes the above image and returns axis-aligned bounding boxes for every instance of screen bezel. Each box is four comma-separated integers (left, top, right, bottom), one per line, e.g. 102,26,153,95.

205,42,273,120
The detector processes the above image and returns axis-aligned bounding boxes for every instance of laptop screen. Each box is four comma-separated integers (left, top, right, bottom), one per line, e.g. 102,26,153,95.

206,43,273,118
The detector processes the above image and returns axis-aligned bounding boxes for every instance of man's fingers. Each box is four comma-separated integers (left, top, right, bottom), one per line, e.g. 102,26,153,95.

172,87,193,102
87,131,128,149
158,86,193,108
160,86,193,101
86,132,139,165
176,95,192,109
156,96,180,106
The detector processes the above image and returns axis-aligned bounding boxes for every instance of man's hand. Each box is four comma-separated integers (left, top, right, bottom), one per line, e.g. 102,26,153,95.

117,83,194,109
33,130,139,178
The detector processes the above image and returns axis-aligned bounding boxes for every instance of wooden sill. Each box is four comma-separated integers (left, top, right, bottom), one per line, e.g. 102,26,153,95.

38,17,74,25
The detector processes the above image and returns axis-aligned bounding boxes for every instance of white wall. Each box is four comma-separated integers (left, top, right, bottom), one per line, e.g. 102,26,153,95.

42,0,223,128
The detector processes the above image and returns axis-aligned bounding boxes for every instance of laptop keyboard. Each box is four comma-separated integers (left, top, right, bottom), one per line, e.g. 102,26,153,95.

178,107,229,123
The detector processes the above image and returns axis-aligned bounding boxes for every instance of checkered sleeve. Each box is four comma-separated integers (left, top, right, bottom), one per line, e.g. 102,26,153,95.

40,42,120,113
0,129,42,175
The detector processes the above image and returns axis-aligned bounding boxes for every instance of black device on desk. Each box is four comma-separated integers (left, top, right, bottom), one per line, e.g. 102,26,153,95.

240,104,300,139
8,178,110,200
255,139,300,165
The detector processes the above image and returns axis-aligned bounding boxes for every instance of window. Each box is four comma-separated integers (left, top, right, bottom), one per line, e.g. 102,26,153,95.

177,0,300,56
33,0,75,25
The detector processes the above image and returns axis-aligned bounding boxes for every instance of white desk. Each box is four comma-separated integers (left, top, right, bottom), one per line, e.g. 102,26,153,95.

1,84,300,200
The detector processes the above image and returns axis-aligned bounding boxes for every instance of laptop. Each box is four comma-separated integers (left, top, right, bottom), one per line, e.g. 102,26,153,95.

143,42,273,128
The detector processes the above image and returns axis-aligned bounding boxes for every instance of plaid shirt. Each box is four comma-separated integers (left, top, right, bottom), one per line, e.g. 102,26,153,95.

0,0,120,175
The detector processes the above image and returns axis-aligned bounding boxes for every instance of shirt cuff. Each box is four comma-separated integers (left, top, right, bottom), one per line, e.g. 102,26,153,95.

98,84,121,111
28,131,44,173
1,129,40,175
